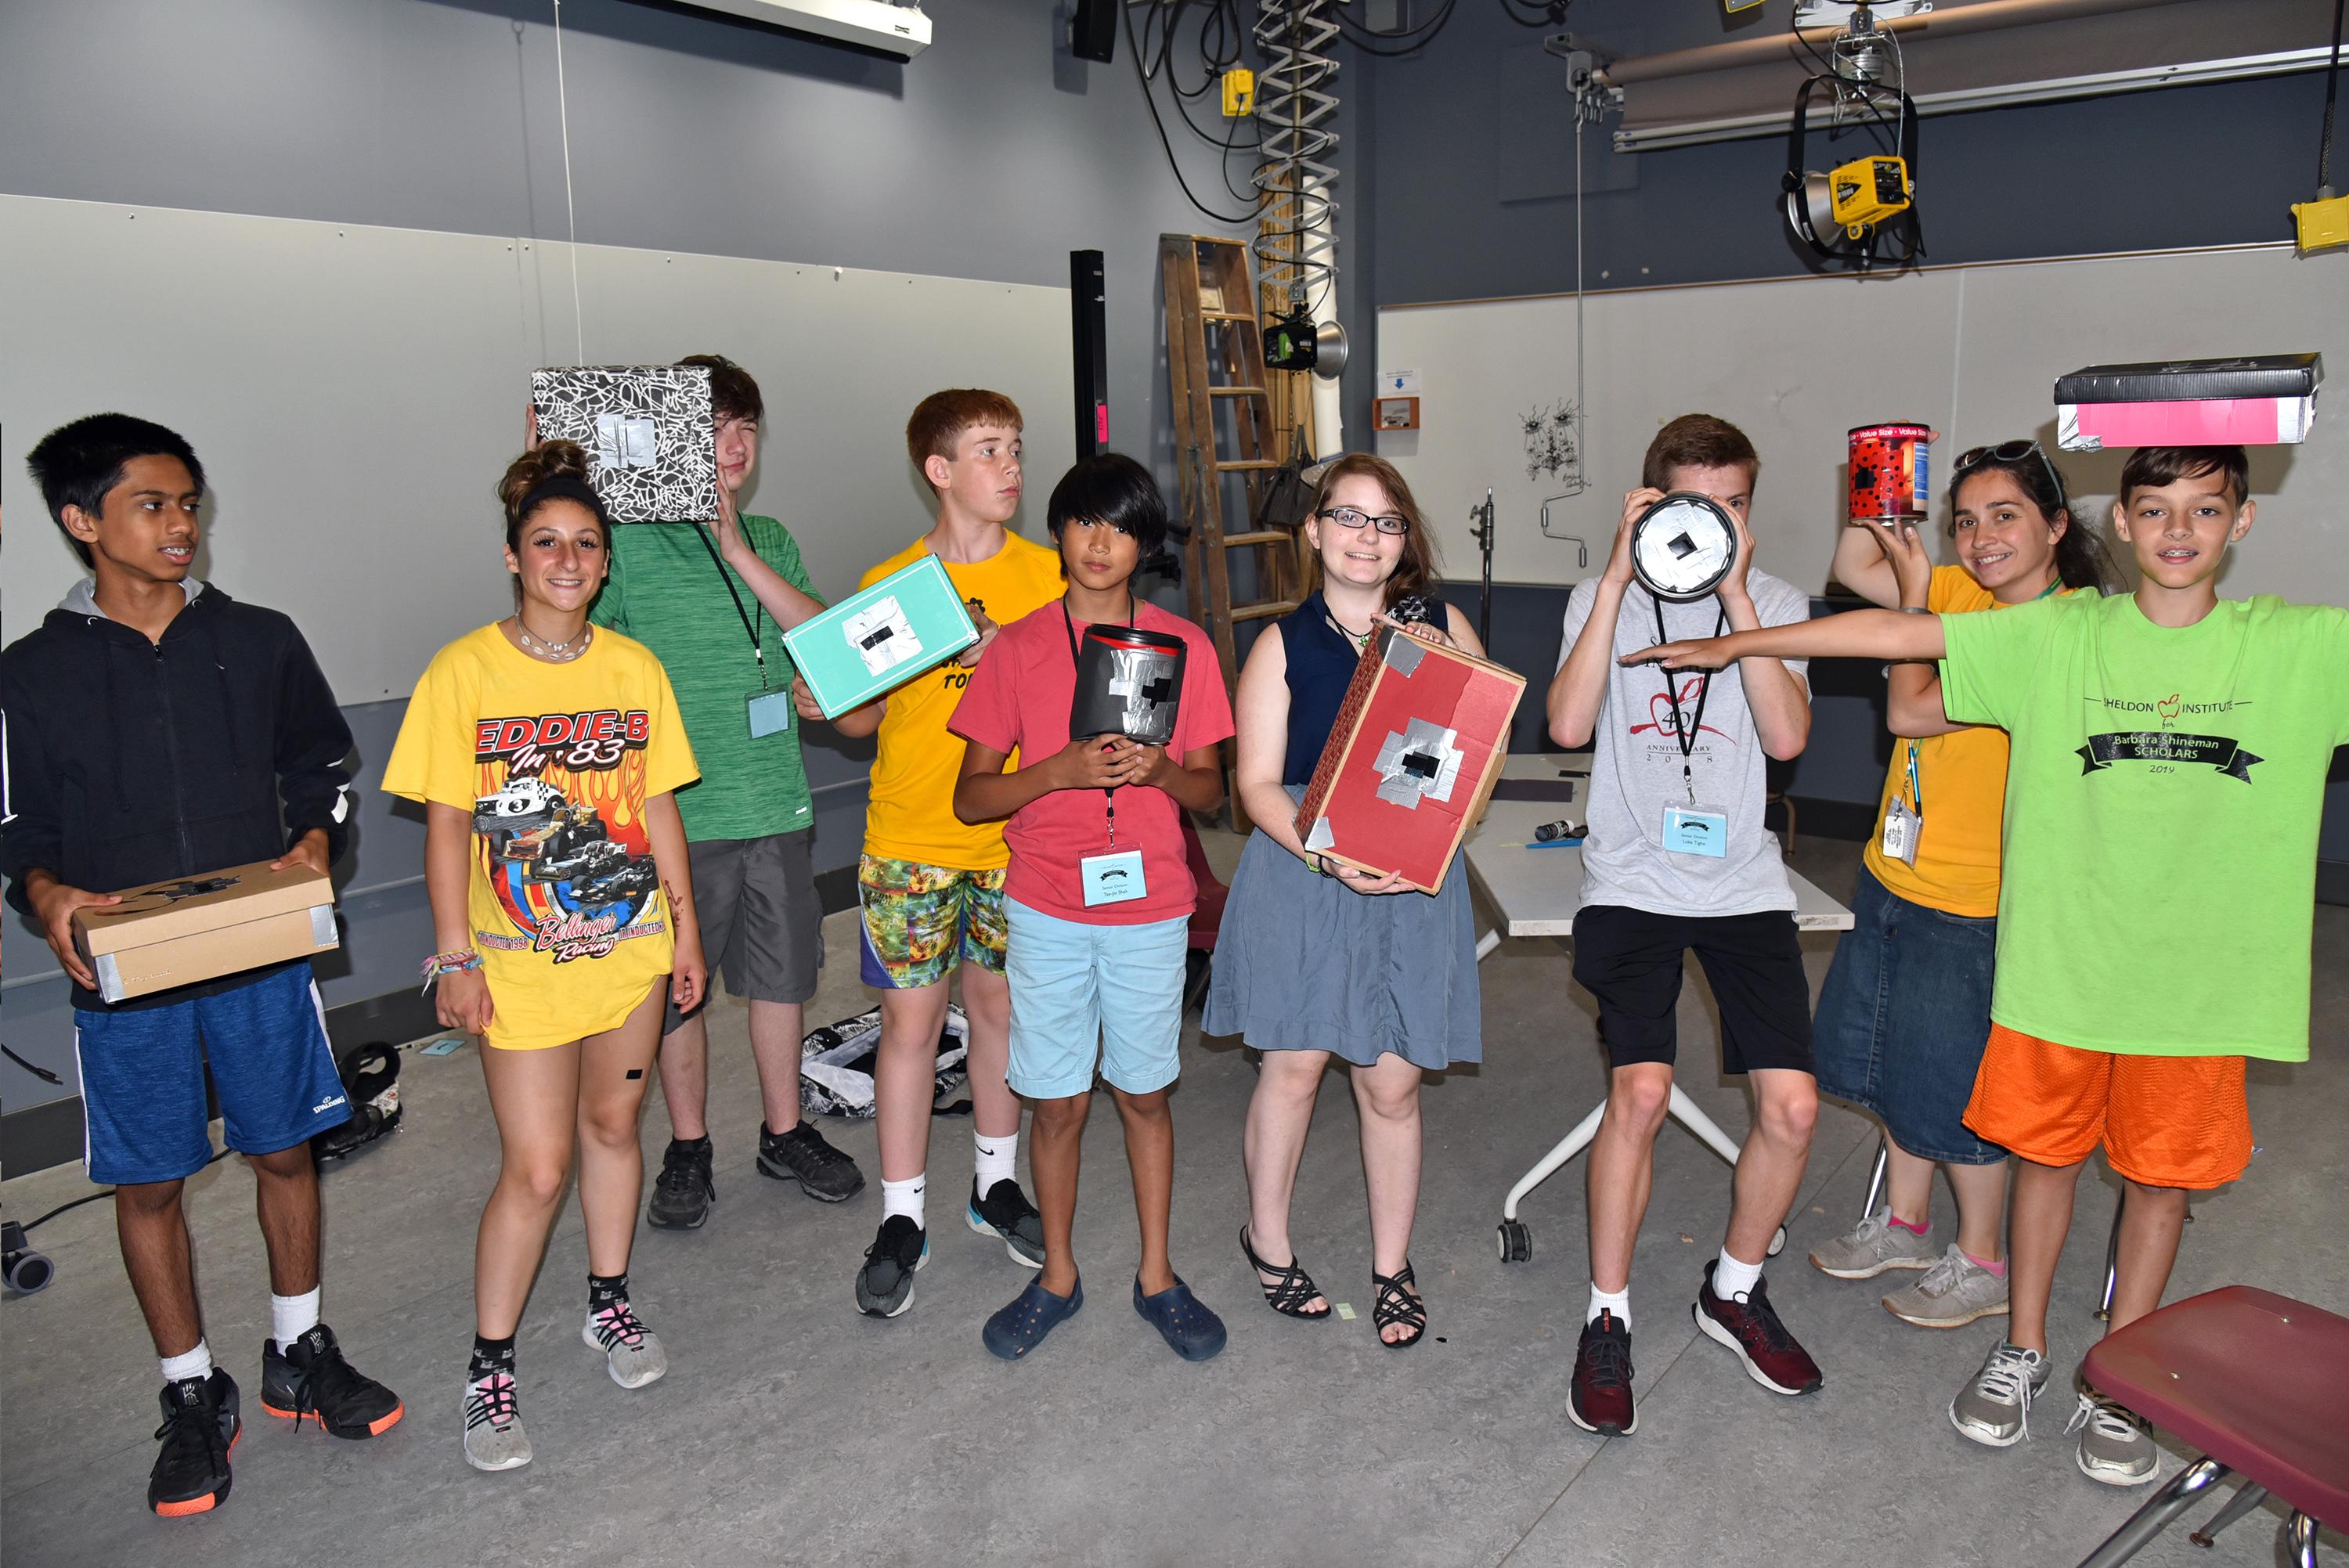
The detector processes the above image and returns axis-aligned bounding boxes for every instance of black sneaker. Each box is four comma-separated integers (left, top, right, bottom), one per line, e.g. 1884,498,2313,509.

648,1138,716,1229
260,1322,404,1437
148,1368,239,1517
1567,1311,1637,1436
854,1215,929,1318
965,1177,1046,1268
758,1120,865,1203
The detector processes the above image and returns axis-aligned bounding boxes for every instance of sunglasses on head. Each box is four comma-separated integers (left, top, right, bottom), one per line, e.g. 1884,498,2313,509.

1951,439,2067,507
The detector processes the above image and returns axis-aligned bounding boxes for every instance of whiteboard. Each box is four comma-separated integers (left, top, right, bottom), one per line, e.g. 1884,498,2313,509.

0,196,1073,697
1374,244,2349,604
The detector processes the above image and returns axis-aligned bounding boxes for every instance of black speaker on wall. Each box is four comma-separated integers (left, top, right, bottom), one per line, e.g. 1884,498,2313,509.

1069,0,1117,63
1071,248,1108,458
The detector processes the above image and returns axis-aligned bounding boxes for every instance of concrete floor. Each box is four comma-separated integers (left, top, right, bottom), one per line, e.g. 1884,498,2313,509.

4,835,2344,1568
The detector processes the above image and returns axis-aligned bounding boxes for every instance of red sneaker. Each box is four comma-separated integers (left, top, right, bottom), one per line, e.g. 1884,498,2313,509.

1568,1310,1637,1435
1693,1262,1823,1396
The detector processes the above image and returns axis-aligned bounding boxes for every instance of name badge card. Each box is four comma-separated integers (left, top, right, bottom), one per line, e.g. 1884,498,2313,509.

1663,804,1729,858
746,687,794,739
1080,849,1147,907
1880,798,1921,867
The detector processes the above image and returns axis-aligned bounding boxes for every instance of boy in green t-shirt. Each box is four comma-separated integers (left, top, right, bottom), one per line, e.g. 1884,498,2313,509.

1626,445,2349,1488
590,355,864,1228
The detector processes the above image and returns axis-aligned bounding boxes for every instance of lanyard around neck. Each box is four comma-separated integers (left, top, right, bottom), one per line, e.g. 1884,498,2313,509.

687,522,767,688
1651,595,1727,799
1062,595,1138,847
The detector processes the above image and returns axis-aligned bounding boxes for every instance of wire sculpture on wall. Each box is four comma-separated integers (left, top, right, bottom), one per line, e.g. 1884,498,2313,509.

1520,398,1585,492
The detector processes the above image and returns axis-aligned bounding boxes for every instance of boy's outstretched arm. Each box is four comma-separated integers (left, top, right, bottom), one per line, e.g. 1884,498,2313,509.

1624,608,1947,672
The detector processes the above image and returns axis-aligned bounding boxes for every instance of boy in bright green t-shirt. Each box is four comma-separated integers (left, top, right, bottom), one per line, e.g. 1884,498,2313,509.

1625,444,2349,1489
590,355,864,1230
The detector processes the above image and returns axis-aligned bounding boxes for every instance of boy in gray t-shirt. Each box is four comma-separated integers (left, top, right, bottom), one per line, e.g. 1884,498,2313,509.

1544,415,1824,1439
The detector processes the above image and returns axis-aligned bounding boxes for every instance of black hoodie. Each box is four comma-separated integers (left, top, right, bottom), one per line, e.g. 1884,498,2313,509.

0,582,354,1011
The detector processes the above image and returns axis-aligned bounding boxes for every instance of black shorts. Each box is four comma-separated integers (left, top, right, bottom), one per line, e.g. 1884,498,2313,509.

1570,904,1814,1076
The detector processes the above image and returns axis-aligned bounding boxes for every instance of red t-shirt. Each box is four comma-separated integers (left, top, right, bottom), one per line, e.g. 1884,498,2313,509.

950,600,1234,925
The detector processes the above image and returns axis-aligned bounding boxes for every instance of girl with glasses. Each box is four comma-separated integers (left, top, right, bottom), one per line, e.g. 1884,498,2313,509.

1204,452,1488,1349
1806,441,2112,1330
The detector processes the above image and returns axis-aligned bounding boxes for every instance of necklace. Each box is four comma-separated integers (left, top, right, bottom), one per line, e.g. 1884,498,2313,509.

1324,606,1374,651
513,615,591,662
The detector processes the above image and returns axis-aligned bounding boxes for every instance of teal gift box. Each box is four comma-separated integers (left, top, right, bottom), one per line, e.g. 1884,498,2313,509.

784,553,980,719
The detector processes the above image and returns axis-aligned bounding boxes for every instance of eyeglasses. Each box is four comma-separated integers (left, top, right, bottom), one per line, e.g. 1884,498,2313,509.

1952,439,2067,507
1315,506,1411,536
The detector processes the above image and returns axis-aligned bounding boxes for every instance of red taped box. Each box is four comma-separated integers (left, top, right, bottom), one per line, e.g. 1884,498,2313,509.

1294,626,1527,895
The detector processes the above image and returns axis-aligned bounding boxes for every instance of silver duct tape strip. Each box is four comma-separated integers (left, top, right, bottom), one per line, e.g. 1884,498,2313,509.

1381,627,1426,677
845,596,922,676
96,953,124,1004
1304,816,1337,852
1104,648,1182,734
1372,718,1463,809
311,905,339,946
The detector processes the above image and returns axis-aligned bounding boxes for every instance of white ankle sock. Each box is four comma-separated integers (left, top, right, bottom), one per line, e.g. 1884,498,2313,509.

882,1173,926,1229
1586,1283,1630,1328
1714,1248,1765,1303
271,1287,322,1348
161,1341,214,1385
973,1130,1018,1191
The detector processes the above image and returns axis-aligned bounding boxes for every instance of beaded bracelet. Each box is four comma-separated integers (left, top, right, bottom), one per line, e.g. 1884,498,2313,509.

419,950,483,994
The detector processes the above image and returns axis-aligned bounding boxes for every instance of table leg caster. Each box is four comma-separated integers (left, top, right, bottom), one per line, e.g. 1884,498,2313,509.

1497,1219,1533,1263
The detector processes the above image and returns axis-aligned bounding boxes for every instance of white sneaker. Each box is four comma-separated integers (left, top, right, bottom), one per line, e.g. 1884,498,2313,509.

585,1299,668,1389
462,1372,532,1472
1949,1340,2048,1447
1882,1245,2011,1328
2068,1391,2159,1487
1809,1210,1937,1279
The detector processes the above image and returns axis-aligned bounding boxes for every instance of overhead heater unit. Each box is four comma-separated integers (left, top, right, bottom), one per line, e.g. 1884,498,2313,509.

680,0,931,59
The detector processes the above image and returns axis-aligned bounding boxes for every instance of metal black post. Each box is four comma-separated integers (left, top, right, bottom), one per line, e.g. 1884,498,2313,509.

1469,488,1496,647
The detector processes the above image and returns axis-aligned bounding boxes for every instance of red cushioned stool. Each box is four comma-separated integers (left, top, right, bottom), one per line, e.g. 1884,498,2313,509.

2073,1286,2349,1567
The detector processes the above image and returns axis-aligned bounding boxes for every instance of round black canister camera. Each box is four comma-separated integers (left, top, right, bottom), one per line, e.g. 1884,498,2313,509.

1630,492,1739,603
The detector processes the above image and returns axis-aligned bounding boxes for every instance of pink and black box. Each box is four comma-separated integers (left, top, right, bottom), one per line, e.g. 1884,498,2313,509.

2054,354,2322,451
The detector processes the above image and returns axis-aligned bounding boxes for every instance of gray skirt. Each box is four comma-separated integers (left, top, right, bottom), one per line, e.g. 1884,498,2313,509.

1202,789,1481,1069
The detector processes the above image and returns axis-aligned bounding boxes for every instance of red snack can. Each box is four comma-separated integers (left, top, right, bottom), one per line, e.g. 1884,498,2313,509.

1848,422,1936,523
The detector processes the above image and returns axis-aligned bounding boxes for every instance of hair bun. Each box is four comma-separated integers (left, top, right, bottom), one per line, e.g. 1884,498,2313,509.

497,439,594,523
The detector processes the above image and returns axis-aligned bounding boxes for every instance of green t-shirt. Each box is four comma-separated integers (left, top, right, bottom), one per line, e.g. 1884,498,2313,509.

1940,592,2349,1062
590,516,821,842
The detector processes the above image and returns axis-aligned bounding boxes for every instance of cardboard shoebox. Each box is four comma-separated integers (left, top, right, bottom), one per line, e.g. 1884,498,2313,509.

73,860,339,1004
781,553,980,719
529,364,719,522
2054,353,2322,450
1294,626,1527,895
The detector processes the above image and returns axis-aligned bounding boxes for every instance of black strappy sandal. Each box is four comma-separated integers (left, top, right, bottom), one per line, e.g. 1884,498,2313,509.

1239,1226,1332,1320
1371,1263,1427,1350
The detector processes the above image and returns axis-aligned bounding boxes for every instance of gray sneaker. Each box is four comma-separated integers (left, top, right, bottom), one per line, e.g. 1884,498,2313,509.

1883,1245,2011,1328
1950,1340,2048,1447
462,1372,532,1472
1809,1210,1936,1280
583,1301,668,1389
2068,1391,2159,1486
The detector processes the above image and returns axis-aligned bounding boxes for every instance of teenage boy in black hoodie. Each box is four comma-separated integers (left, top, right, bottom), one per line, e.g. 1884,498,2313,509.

1,415,402,1519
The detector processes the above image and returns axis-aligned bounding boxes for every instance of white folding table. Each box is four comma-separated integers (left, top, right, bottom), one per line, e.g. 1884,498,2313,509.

1464,753,1856,1261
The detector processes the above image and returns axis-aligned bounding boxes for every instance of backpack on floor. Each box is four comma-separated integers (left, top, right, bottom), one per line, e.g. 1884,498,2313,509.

312,1040,402,1163
799,1005,970,1119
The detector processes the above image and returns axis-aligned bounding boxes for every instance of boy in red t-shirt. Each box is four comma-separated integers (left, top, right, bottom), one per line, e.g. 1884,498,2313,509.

950,453,1233,1362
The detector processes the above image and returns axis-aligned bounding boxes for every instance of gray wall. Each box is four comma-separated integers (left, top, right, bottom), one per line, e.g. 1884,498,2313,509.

0,0,1371,1113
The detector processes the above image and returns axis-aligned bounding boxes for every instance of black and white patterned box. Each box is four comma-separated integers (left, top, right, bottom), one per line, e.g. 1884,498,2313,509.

529,365,718,523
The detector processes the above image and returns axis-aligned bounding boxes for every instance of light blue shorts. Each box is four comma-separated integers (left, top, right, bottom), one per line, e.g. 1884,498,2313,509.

1005,899,1189,1101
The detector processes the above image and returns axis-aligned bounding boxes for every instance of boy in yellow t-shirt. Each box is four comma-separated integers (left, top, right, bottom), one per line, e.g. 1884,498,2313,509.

806,391,1064,1317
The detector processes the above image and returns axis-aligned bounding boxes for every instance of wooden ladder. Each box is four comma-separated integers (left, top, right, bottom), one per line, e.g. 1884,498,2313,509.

1160,233,1311,820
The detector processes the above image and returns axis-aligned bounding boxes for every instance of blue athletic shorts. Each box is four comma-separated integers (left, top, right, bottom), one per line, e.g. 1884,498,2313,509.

1004,899,1188,1100
74,962,350,1185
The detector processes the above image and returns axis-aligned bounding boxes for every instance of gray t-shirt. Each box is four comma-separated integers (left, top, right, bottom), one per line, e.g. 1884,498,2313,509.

1555,569,1812,917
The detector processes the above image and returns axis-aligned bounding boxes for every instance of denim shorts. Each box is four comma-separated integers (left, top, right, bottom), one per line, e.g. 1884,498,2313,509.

1812,867,2006,1166
1004,899,1188,1100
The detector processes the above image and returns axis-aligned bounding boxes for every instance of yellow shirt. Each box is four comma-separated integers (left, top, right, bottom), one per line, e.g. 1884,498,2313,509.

1863,565,2067,918
383,624,698,1051
857,532,1065,869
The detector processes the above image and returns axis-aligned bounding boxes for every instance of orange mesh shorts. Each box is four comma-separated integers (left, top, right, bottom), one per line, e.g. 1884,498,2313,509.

1962,1024,2252,1191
